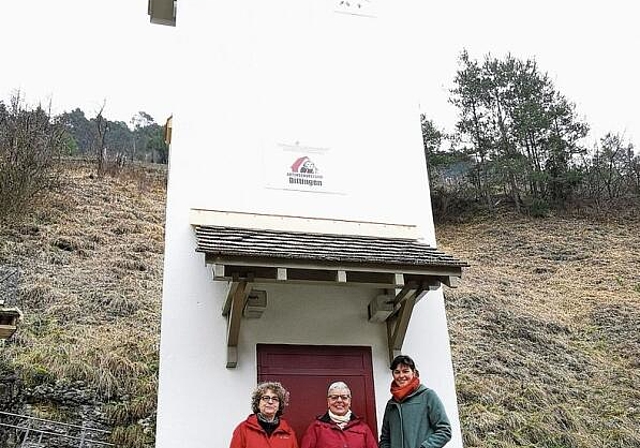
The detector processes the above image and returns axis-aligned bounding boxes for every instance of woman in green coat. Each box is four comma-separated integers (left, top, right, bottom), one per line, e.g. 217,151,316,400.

379,355,451,448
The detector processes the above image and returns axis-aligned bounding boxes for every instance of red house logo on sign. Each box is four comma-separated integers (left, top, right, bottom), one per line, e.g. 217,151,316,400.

288,156,323,187
291,156,318,174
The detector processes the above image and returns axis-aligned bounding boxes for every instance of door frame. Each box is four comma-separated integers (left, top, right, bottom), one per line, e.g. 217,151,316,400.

257,344,378,442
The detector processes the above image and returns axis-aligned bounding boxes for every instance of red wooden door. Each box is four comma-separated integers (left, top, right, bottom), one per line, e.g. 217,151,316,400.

257,344,378,445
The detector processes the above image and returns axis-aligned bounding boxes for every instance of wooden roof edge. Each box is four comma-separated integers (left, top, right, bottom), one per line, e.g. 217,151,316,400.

203,254,466,276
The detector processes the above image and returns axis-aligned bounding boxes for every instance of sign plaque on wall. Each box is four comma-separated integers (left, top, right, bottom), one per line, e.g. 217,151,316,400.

264,142,345,195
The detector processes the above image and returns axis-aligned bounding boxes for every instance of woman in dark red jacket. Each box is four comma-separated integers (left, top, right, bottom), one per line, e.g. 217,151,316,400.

230,381,299,448
301,381,377,448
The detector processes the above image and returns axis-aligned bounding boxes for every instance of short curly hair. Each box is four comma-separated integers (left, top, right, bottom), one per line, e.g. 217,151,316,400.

250,381,290,417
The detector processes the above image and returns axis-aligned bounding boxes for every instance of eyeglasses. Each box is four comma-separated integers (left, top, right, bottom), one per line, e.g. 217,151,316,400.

260,395,280,403
328,395,351,401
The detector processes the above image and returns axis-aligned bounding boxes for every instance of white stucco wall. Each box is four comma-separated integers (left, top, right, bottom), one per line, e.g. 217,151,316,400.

156,1,463,447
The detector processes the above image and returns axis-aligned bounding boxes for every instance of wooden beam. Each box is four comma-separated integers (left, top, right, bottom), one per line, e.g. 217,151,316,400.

393,282,419,304
386,320,401,362
227,281,249,346
394,273,405,287
390,291,417,349
212,264,225,280
226,346,238,369
148,0,176,26
221,280,240,316
413,279,441,303
205,254,463,278
345,271,404,287
442,276,461,288
386,287,420,364
204,256,460,288
226,280,252,368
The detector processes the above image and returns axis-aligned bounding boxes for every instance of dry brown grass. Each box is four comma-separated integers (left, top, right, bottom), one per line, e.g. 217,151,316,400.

2,160,639,448
437,212,640,448
0,160,165,446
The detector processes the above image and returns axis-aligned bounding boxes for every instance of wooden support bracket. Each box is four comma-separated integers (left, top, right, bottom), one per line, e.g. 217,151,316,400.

393,281,419,304
225,279,253,368
221,277,240,316
385,286,421,364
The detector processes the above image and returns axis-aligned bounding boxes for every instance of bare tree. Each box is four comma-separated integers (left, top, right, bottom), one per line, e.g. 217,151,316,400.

0,92,65,222
91,101,109,177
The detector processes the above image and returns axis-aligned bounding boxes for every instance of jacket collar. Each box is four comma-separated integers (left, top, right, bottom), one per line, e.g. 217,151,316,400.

246,414,293,435
318,411,360,428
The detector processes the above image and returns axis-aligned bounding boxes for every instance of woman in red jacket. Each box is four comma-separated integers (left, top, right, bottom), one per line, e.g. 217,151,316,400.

301,381,377,448
230,381,299,448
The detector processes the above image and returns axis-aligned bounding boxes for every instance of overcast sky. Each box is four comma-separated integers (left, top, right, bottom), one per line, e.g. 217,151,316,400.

3,0,638,149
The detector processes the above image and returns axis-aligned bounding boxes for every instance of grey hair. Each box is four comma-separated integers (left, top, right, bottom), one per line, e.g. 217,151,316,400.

327,381,351,395
250,381,290,416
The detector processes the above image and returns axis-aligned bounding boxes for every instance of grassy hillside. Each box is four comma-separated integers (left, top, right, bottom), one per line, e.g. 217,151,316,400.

0,161,166,447
437,214,640,447
1,162,639,447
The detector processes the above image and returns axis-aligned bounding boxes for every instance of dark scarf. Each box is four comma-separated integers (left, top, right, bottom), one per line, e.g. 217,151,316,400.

257,413,280,436
390,376,420,402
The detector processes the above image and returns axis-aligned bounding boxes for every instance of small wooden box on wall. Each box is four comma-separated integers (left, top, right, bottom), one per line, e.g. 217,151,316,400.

0,308,22,340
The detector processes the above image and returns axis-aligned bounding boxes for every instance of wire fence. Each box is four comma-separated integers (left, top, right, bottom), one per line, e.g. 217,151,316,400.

0,411,114,448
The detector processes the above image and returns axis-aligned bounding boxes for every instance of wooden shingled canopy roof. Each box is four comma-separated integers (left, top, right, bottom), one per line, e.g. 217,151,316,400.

190,211,469,367
194,225,468,285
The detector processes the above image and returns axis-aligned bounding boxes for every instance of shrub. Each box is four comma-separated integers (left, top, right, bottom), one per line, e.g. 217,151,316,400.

526,198,551,218
0,93,65,223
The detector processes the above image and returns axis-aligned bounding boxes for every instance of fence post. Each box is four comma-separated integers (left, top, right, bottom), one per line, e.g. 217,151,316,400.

80,421,87,447
19,417,31,448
